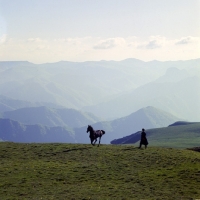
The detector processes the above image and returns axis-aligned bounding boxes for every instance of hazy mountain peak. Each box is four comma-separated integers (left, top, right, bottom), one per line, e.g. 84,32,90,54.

119,58,145,64
133,106,172,116
155,67,189,83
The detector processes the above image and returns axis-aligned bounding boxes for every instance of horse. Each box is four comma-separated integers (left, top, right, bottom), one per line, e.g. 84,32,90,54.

86,125,105,146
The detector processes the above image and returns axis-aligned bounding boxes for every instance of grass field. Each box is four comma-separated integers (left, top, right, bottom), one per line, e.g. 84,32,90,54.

147,123,200,149
0,142,200,200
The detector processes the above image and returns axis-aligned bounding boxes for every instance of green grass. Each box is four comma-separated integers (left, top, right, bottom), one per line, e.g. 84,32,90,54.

0,142,200,200
129,123,200,149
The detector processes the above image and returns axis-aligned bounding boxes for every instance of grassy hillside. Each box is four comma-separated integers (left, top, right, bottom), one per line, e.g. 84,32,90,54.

147,122,200,148
111,122,200,149
0,142,200,199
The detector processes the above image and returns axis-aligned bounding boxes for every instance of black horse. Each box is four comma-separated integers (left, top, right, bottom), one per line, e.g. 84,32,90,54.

86,125,105,146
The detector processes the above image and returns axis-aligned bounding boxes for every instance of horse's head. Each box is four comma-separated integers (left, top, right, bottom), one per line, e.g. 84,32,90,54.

87,125,92,133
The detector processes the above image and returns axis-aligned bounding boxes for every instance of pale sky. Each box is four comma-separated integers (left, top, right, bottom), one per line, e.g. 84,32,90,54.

0,0,200,63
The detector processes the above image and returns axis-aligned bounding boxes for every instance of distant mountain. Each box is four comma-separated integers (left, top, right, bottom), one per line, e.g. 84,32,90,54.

111,121,200,148
1,59,199,110
1,59,199,122
74,106,181,144
0,60,144,108
84,75,200,121
0,107,188,144
0,118,75,143
154,67,189,83
0,95,63,112
2,106,101,128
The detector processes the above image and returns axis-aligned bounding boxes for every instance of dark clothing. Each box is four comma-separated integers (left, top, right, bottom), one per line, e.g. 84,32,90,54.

139,131,148,148
140,131,148,145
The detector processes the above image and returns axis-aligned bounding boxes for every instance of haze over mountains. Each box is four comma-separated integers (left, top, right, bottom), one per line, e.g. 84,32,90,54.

0,94,63,113
0,118,75,143
2,106,101,128
0,59,199,121
84,63,200,121
0,58,199,144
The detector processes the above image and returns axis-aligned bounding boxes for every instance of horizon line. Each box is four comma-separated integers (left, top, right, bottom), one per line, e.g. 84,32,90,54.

0,57,200,65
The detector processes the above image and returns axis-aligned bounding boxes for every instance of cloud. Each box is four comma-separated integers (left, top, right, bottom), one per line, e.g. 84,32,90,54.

27,38,43,43
0,34,7,44
175,36,200,45
145,40,161,49
138,36,166,49
93,38,126,49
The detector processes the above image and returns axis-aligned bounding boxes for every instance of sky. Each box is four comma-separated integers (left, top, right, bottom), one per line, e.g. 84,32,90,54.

0,0,200,63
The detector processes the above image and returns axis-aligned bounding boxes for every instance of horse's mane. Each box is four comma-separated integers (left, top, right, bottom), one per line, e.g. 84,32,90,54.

88,125,94,131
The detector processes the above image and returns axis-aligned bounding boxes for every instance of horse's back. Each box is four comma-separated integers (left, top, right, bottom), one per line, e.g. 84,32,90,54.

93,130,104,138
95,130,101,137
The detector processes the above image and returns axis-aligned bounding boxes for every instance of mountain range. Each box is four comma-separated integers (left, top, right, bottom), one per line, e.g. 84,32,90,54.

0,58,199,145
83,67,200,121
0,118,75,143
2,106,101,128
0,59,199,121
0,94,64,113
0,106,180,144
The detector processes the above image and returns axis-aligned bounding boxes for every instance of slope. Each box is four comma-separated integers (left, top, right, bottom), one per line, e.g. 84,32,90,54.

111,122,200,148
0,142,200,199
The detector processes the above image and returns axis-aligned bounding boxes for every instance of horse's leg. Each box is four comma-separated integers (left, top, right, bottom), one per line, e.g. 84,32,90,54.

98,137,101,147
91,138,94,146
93,138,97,145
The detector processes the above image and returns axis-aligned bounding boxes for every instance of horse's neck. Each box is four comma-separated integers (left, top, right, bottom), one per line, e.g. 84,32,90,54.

89,129,94,136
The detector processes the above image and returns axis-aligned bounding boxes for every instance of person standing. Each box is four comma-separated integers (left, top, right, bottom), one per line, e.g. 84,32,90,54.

139,128,148,149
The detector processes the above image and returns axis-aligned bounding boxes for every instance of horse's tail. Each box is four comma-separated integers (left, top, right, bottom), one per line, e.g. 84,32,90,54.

101,130,105,134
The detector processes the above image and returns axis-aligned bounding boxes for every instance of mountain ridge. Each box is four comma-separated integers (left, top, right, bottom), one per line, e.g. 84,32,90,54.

2,106,101,128
1,106,180,144
0,118,75,143
1,58,199,124
84,76,200,121
1,58,199,116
